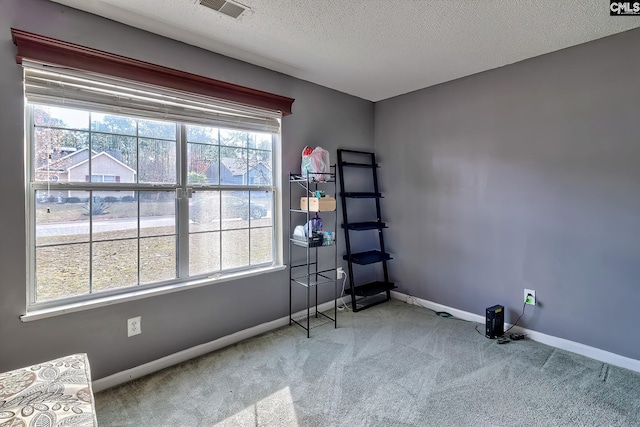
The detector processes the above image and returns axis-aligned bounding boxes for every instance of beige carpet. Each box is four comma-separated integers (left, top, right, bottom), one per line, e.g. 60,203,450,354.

96,299,640,426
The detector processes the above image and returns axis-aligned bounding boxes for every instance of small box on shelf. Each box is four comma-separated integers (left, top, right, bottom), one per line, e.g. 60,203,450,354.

300,196,336,212
292,231,323,247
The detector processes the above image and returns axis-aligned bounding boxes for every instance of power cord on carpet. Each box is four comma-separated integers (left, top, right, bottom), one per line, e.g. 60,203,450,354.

337,272,351,311
405,294,469,321
503,301,527,335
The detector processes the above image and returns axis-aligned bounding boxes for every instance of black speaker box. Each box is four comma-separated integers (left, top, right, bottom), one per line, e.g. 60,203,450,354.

486,305,504,339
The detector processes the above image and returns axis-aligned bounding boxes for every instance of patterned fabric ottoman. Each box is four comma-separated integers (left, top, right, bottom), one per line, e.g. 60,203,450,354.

0,353,97,426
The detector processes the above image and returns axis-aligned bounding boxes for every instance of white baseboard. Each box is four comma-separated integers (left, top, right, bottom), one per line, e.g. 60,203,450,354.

391,290,640,373
95,292,640,392
93,300,338,393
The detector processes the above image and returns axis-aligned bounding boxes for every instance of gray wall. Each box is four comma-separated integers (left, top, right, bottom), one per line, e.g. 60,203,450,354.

375,29,640,360
0,0,373,377
4,0,638,379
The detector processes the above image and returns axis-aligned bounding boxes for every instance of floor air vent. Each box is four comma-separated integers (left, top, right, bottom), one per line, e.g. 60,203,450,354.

199,0,247,18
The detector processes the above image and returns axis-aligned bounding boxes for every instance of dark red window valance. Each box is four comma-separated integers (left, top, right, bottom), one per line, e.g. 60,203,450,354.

11,28,294,116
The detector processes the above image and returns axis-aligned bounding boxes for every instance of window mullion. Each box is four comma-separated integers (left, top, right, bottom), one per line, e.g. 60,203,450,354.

218,129,222,271
218,189,222,271
246,141,251,263
248,190,252,265
136,119,141,286
26,106,36,305
177,124,189,278
137,190,141,286
88,112,93,295
89,190,93,294
272,133,281,266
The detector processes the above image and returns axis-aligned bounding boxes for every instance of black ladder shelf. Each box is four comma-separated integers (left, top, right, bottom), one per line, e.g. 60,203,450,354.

337,149,395,312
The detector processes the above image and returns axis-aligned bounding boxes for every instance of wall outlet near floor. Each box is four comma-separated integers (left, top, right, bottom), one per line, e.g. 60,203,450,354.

524,289,536,306
337,267,345,279
127,316,141,337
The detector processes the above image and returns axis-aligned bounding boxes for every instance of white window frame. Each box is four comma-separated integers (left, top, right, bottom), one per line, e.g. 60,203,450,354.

23,73,284,314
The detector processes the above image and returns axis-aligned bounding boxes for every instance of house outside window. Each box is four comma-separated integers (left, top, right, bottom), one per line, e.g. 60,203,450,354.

26,66,281,310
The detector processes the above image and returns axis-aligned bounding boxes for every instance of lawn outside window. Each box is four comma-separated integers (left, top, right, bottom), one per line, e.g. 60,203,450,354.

25,63,282,312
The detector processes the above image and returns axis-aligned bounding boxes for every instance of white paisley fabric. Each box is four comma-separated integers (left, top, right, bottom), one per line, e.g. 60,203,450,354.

0,353,97,427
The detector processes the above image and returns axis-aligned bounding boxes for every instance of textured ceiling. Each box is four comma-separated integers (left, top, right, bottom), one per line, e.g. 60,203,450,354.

50,0,640,101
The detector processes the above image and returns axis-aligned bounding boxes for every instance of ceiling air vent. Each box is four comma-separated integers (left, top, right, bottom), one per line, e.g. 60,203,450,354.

199,0,247,19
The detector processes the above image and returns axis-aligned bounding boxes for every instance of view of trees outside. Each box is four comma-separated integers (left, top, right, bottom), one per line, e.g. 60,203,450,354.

186,124,272,186
34,106,177,185
32,105,274,303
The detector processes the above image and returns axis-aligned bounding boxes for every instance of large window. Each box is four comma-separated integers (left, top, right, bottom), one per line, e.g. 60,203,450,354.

26,65,281,309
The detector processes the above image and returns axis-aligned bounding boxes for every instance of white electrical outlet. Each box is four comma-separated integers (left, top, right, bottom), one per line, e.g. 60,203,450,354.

127,316,141,337
337,267,345,279
524,289,536,306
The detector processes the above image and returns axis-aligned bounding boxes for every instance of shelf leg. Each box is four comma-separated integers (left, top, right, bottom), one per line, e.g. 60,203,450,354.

307,283,310,338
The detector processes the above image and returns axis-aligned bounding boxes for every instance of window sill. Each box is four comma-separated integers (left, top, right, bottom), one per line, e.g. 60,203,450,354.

21,265,286,322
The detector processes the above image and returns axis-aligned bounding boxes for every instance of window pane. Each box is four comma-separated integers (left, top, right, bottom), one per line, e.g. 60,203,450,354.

36,190,89,246
219,149,247,185
220,129,247,148
188,143,219,185
189,191,220,232
91,113,136,136
29,100,278,306
34,129,89,182
248,190,272,266
221,191,249,230
140,236,176,283
91,133,137,174
36,243,90,301
250,227,273,265
250,191,272,227
138,119,176,140
139,138,177,183
187,124,218,145
91,192,137,241
247,150,272,186
248,132,272,150
34,105,89,130
140,191,176,237
92,239,138,292
221,229,249,270
189,232,220,276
